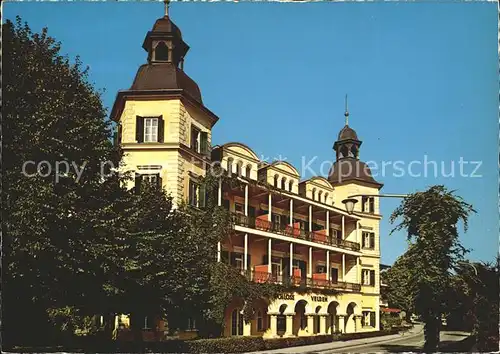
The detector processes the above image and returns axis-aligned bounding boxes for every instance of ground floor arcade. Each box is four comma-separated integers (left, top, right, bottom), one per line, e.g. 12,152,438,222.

223,291,380,338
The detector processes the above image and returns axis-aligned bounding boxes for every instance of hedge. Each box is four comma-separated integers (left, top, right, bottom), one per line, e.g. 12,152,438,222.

9,329,403,353
337,328,399,341
264,335,332,350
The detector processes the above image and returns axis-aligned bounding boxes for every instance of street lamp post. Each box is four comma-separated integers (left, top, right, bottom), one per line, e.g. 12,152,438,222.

341,194,409,215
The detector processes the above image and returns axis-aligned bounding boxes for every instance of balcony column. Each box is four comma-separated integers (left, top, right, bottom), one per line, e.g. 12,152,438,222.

269,313,278,338
217,179,222,206
326,251,330,280
356,257,360,283
309,206,312,232
289,243,293,277
338,314,346,334
319,314,327,335
356,220,360,244
289,199,293,225
268,239,272,274
244,184,249,272
244,184,249,216
342,254,346,281
217,179,222,261
308,247,312,277
268,193,272,222
326,211,330,236
306,313,315,335
342,215,345,240
284,313,295,337
244,234,248,271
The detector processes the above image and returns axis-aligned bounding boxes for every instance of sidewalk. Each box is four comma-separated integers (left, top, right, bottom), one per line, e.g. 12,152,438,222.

249,325,424,354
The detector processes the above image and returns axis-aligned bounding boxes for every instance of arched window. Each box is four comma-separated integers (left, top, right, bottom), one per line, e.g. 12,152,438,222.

227,158,234,176
324,193,329,204
274,174,279,187
281,177,286,190
340,145,349,159
314,306,322,334
351,146,359,159
289,180,294,192
155,42,169,61
235,161,242,176
312,188,317,201
246,165,252,178
318,191,323,203
231,309,243,336
256,310,264,332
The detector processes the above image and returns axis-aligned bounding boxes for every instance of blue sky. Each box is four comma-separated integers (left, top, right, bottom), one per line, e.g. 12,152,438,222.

4,1,498,265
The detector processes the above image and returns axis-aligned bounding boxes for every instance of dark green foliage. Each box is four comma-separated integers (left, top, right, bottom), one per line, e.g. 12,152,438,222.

382,250,416,320
380,313,403,330
390,185,475,351
336,328,399,341
453,259,499,352
3,16,127,346
264,335,332,350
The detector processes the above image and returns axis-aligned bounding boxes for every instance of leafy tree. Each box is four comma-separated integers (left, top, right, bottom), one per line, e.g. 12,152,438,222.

456,259,499,352
382,247,417,321
390,185,475,351
2,16,129,346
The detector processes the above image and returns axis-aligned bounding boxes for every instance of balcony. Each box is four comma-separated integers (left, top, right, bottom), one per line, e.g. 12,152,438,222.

246,270,361,292
231,213,360,252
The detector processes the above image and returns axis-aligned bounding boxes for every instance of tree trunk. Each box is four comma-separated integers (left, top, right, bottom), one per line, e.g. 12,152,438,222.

423,315,440,352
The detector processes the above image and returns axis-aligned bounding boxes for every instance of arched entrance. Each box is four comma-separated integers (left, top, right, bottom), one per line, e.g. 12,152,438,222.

345,302,357,333
277,304,288,337
314,306,322,334
293,300,308,336
224,298,245,337
252,298,269,335
327,301,340,334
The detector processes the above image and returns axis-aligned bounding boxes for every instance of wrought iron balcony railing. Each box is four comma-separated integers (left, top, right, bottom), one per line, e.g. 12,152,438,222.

245,270,361,292
231,213,361,252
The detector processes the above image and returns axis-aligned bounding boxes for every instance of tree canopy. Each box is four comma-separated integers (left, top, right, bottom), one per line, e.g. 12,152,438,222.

389,185,475,351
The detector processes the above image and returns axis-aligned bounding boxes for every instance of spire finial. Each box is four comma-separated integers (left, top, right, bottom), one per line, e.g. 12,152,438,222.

344,94,349,126
164,0,170,17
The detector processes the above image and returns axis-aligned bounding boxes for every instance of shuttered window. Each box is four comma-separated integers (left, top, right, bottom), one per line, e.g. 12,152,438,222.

362,232,376,249
136,116,163,143
134,173,162,193
362,269,376,286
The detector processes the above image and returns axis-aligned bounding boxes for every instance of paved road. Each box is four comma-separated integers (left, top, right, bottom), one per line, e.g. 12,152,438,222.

251,325,471,354
323,327,470,353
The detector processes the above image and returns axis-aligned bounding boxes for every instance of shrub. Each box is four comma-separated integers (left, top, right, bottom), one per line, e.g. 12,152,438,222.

339,329,397,341
187,336,266,353
264,335,332,350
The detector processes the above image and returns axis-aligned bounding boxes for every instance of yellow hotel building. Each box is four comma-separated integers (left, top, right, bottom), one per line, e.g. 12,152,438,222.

111,11,384,339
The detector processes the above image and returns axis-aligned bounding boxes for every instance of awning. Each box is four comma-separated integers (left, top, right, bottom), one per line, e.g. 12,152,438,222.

381,308,401,313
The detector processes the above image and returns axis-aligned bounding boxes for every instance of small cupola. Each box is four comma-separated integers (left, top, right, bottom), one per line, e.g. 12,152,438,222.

141,0,189,68
333,96,362,161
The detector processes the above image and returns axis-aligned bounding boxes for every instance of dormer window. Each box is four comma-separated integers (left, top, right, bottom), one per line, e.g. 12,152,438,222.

154,41,169,61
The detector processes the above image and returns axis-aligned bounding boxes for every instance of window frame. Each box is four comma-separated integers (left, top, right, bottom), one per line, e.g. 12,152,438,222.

362,231,375,250
144,117,159,143
231,309,243,336
257,311,264,332
191,126,201,153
